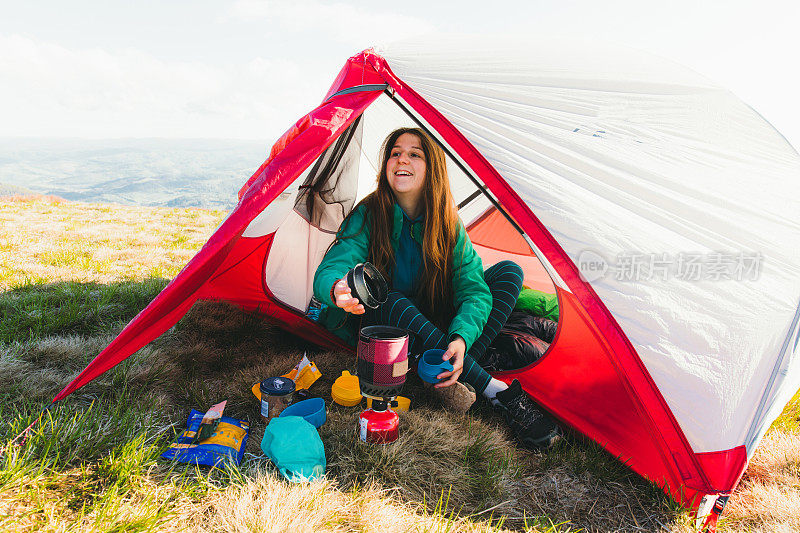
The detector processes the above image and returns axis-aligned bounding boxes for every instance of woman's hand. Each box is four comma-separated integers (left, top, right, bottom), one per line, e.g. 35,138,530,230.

436,335,465,388
332,277,365,315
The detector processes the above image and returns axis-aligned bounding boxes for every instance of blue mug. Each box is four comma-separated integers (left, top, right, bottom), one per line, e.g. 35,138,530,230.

417,349,454,384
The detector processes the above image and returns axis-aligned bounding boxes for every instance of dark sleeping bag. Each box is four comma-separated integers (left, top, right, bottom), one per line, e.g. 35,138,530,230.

479,311,558,372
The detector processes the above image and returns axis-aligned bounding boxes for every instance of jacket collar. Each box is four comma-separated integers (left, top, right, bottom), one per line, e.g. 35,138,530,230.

391,202,424,245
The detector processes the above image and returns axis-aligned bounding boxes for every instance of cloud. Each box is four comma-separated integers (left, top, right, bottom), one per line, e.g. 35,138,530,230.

229,0,437,47
0,34,332,140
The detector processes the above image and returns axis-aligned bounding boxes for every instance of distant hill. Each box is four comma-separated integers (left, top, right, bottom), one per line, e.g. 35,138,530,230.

0,137,270,210
0,182,65,202
0,183,36,196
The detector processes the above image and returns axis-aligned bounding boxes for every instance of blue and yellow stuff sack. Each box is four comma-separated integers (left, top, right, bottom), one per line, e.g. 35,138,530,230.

162,409,249,468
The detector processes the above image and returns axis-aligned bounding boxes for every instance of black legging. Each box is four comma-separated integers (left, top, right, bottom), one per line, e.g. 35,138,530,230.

362,260,523,393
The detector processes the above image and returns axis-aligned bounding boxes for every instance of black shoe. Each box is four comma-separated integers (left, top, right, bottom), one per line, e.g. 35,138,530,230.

495,379,560,450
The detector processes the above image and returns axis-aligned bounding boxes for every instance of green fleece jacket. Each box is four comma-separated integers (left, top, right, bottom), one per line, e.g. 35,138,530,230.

313,202,492,349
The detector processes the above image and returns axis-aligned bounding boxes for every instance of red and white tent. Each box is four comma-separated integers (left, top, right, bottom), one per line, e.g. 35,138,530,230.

54,37,800,526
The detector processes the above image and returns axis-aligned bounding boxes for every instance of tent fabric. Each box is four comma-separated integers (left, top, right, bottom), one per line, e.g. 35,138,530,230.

376,37,800,455
52,37,800,520
466,207,555,293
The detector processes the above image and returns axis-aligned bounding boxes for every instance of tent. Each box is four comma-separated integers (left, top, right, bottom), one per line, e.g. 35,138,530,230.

52,37,800,528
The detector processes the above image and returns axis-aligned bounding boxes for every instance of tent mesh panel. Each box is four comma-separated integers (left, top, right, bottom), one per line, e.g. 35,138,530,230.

294,116,363,232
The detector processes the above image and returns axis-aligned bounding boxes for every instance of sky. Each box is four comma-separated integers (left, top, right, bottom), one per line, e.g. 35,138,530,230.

1,0,799,150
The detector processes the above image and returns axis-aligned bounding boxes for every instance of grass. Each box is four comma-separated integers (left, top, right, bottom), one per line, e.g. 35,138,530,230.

0,196,798,532
0,197,224,289
0,279,168,343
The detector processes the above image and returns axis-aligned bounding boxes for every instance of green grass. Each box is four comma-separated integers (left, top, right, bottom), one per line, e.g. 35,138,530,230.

0,269,50,289
0,279,168,343
462,422,520,503
1,399,180,531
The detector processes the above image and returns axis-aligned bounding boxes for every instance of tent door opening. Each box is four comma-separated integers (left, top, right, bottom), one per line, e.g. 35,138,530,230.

259,92,560,366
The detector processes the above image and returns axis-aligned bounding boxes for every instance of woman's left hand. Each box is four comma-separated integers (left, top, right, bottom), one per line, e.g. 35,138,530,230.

436,336,466,388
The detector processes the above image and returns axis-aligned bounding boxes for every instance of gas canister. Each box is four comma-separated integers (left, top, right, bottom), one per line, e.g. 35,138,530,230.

358,399,399,444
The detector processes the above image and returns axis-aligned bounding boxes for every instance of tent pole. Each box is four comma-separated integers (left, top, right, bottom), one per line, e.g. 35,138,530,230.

386,91,528,238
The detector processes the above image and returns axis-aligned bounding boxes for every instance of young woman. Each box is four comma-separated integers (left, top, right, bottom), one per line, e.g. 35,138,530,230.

313,127,558,449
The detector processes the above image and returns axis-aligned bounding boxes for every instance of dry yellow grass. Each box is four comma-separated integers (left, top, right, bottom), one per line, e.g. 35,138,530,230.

0,197,225,289
0,464,519,533
721,432,800,532
200,476,494,533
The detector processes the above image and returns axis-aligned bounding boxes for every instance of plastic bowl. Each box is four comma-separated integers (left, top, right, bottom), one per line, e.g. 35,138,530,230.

394,395,411,411
417,349,454,384
279,397,326,428
331,371,363,406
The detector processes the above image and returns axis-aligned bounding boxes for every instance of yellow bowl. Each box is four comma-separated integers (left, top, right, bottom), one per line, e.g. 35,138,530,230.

394,396,411,411
331,371,362,407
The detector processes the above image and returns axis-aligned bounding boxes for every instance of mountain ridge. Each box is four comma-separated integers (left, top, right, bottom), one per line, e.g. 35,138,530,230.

0,137,270,209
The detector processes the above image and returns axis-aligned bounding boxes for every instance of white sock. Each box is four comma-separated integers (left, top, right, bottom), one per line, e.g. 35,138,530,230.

483,378,509,407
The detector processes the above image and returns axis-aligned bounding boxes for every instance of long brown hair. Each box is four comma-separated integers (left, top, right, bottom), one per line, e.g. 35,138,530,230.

343,127,460,328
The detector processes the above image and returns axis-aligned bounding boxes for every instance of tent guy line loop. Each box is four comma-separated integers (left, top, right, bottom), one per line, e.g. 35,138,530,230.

4,404,52,453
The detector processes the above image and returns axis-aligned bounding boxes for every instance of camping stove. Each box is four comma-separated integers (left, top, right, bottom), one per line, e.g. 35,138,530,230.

356,326,408,444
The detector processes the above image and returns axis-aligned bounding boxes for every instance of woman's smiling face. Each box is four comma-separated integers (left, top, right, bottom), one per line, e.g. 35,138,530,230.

386,132,427,199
